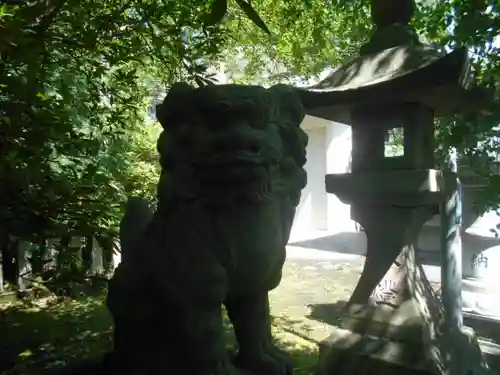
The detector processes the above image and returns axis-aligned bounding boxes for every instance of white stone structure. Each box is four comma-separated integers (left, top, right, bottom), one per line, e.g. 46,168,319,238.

90,236,105,275
17,240,32,290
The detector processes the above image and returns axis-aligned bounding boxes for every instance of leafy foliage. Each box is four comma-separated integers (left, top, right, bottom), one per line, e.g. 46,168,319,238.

2,0,500,286
0,0,229,244
0,0,282,294
219,0,372,84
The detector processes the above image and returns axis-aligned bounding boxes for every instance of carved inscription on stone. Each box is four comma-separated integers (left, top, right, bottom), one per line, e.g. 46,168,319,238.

372,279,402,303
471,253,488,269
370,260,407,307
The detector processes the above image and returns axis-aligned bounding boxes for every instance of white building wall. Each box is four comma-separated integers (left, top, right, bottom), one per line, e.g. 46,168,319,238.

290,116,355,241
290,122,317,239
308,127,328,231
325,122,357,233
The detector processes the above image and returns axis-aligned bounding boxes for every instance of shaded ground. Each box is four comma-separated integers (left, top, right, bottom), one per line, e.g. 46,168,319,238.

0,251,443,375
0,297,113,375
4,248,495,375
289,231,442,266
0,294,319,375
0,246,366,375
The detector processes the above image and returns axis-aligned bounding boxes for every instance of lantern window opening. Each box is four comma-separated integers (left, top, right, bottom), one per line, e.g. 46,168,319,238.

384,126,405,158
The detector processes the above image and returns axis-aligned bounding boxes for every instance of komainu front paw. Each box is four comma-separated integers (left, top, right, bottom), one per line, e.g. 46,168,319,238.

233,346,293,375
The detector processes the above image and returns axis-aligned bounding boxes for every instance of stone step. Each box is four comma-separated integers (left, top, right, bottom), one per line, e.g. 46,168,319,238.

464,288,500,370
462,289,500,317
464,312,500,344
463,278,500,294
477,339,500,373
464,311,500,371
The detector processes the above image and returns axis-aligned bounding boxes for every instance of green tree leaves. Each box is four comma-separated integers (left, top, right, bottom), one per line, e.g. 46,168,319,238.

0,0,231,243
2,0,500,253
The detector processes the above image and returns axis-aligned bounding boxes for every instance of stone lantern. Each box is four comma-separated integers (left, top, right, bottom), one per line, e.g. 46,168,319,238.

296,0,494,374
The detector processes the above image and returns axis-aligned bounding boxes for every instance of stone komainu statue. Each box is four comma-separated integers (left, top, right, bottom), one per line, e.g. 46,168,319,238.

106,83,308,375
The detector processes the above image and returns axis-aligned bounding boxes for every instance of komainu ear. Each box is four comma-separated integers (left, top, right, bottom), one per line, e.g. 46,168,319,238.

268,84,305,127
156,82,195,129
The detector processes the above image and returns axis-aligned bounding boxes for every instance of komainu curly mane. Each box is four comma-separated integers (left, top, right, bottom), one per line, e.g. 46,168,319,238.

106,83,308,375
155,83,307,208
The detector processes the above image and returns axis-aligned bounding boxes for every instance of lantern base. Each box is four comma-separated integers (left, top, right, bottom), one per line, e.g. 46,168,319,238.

314,246,493,375
315,324,487,375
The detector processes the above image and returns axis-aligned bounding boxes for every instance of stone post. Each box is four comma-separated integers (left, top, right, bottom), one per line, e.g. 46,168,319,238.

17,240,32,291
90,236,104,275
440,168,464,332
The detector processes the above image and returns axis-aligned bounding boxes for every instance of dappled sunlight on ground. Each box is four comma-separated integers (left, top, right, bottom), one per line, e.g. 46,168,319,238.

0,295,318,375
272,328,318,375
0,297,113,374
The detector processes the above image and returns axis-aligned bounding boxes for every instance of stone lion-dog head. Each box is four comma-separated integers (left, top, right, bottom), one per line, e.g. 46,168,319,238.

155,83,308,205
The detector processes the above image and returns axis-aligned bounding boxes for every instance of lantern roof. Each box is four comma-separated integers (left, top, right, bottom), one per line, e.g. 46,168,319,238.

296,0,491,124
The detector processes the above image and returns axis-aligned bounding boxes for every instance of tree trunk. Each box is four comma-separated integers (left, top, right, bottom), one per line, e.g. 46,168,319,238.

56,236,71,272
45,238,59,271
3,239,17,285
69,236,84,266
17,240,32,291
0,245,4,293
0,230,5,293
31,237,46,275
82,235,93,274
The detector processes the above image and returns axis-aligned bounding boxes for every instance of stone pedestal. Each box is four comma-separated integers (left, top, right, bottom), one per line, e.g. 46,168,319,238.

319,170,492,375
316,324,485,375
316,217,444,374
316,244,487,375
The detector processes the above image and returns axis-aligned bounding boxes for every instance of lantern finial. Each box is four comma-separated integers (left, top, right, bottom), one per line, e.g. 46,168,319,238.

370,0,415,28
